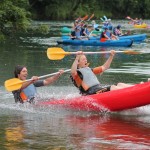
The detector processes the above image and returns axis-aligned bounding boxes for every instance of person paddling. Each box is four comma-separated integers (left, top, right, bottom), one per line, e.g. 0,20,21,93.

71,50,133,95
12,65,64,103
100,27,118,42
113,25,130,36
113,25,124,36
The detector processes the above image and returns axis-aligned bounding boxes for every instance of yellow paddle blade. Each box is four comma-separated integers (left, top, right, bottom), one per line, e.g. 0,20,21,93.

47,47,70,60
123,50,140,55
5,78,24,92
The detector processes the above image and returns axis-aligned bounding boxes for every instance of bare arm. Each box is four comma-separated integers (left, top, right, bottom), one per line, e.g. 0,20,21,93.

104,33,111,40
71,56,80,78
101,50,116,71
43,70,64,86
112,34,119,40
71,51,83,78
21,76,39,90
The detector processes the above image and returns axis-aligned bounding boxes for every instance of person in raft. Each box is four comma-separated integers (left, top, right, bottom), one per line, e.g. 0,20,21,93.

71,50,133,95
12,65,64,103
100,26,118,42
113,25,130,36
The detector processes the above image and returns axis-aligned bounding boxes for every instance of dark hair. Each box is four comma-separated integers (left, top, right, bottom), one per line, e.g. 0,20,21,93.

117,25,121,29
83,24,87,28
14,65,26,78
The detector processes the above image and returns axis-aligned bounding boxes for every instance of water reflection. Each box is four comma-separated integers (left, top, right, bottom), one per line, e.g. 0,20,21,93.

2,112,150,150
64,114,150,149
5,126,24,150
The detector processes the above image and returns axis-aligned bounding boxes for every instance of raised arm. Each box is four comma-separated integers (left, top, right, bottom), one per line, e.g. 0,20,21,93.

71,51,83,78
101,50,116,71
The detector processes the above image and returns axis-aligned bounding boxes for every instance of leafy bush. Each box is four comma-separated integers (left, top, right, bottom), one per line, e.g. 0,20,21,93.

36,25,50,34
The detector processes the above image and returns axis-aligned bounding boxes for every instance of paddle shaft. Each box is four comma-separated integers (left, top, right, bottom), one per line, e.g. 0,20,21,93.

5,69,71,92
75,14,93,29
47,47,139,60
76,15,88,26
87,14,94,21
63,51,126,55
25,69,71,82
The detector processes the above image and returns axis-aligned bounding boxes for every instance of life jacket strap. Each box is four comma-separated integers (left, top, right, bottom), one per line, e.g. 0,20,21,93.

86,85,111,95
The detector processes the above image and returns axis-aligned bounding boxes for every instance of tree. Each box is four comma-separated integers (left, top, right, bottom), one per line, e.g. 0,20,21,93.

0,0,31,40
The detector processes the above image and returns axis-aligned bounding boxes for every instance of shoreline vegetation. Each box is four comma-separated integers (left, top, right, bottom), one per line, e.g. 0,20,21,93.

1,0,150,41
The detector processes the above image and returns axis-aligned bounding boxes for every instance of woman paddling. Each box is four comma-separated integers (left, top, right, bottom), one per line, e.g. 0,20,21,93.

71,50,133,95
12,65,64,103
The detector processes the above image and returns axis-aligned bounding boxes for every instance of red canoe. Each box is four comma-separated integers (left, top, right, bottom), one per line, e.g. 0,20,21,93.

38,82,150,112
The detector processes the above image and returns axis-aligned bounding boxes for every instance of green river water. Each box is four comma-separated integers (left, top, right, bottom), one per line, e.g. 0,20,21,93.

0,20,150,150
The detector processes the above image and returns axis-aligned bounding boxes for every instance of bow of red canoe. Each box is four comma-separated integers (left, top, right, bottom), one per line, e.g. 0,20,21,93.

37,82,150,112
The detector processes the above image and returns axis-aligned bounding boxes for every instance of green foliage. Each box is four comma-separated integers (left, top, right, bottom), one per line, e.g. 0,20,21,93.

0,0,31,39
1,0,150,41
35,24,49,34
26,24,50,35
30,0,150,20
0,32,5,42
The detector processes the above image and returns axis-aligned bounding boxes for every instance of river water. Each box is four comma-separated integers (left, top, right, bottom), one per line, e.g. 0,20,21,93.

0,20,150,150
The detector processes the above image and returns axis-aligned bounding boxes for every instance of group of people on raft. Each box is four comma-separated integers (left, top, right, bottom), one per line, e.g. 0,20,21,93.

70,16,129,41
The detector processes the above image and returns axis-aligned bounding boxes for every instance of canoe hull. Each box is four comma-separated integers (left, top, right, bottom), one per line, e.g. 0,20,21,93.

119,34,147,42
38,82,150,112
134,23,147,28
62,34,147,42
57,39,133,47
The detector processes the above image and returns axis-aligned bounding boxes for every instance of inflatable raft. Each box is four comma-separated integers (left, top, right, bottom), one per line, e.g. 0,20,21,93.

119,33,147,42
38,82,150,112
62,34,146,42
134,23,147,28
57,39,133,47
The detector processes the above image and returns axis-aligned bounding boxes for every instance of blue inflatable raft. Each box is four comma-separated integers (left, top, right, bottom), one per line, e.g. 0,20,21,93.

62,34,146,43
57,39,133,47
